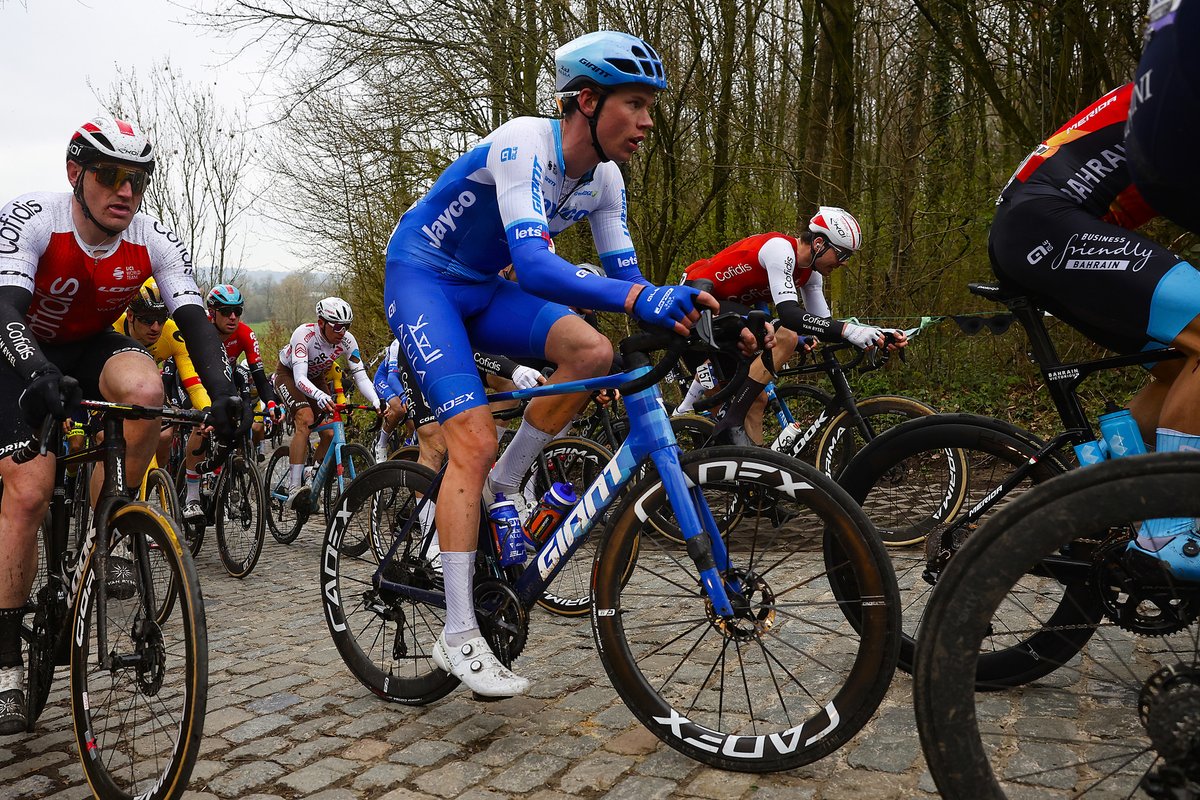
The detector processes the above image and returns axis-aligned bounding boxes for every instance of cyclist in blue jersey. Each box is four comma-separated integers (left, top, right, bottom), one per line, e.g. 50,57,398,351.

384,31,723,697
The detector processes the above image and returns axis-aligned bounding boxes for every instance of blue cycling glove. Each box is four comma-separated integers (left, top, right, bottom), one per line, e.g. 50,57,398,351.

632,285,703,329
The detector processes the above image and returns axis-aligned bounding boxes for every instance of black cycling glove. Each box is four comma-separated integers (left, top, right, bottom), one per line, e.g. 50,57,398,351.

18,367,82,429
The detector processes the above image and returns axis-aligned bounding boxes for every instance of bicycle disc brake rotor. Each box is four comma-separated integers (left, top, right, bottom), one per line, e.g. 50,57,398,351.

704,568,776,642
133,618,166,695
474,580,528,666
1093,531,1200,636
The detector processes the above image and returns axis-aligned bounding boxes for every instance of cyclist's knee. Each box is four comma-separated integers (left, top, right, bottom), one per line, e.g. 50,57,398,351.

0,466,52,524
294,408,315,430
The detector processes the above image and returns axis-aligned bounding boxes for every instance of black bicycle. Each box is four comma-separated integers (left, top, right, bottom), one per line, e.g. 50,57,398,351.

838,281,1182,677
18,399,209,800
914,451,1200,799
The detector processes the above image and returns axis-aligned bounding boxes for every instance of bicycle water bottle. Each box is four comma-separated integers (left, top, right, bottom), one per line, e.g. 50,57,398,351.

487,494,526,567
525,482,578,545
1098,405,1147,459
770,421,804,454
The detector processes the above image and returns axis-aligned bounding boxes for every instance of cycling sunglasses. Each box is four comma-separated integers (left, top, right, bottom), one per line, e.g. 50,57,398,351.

830,244,854,264
322,320,350,333
213,304,244,317
88,164,150,194
134,313,169,326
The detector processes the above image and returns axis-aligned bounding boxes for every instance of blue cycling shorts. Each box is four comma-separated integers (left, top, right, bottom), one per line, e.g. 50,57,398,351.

384,263,572,422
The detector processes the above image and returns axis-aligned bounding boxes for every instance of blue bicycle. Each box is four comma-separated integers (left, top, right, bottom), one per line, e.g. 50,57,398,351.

320,318,901,772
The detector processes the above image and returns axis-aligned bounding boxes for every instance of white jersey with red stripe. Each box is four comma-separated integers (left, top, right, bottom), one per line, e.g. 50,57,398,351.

278,322,379,406
0,192,201,342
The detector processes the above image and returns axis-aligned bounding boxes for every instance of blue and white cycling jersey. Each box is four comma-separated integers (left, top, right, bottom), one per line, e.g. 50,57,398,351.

386,116,648,313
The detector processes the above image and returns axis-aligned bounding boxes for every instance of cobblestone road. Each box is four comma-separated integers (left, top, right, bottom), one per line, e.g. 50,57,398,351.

1,514,940,800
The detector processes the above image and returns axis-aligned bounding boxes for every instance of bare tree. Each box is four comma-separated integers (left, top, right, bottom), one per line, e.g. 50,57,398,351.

96,60,261,289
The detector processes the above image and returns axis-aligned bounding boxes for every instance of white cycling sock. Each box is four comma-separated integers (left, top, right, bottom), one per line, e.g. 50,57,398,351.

376,429,390,448
495,423,509,441
489,419,555,491
441,551,478,648
185,471,201,502
1137,428,1200,546
675,377,706,414
288,463,304,489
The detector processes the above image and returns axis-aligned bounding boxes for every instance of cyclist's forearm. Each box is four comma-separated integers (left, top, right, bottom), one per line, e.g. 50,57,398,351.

248,361,275,404
174,304,236,398
775,300,845,343
0,285,50,380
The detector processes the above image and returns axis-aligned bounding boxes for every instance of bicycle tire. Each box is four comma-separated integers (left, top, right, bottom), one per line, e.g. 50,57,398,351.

323,443,375,535
815,394,935,479
839,414,1091,682
321,460,459,705
914,452,1200,799
265,444,306,544
592,445,900,772
143,467,182,623
517,436,620,617
387,445,420,462
71,502,207,800
764,382,832,462
668,413,714,451
25,506,65,730
214,454,266,578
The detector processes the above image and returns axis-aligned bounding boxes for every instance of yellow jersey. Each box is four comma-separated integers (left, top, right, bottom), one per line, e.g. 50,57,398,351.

114,313,212,410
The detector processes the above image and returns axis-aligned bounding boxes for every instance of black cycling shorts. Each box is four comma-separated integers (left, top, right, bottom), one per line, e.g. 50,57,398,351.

989,197,1200,354
1126,0,1200,233
0,330,152,459
396,349,436,429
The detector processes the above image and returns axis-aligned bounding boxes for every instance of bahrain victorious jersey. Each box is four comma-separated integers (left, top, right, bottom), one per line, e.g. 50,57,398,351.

387,116,637,280
0,192,200,342
997,84,1157,229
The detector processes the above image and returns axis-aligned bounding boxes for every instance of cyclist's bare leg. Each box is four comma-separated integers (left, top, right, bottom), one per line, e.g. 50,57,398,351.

742,327,801,444
1155,319,1200,435
155,423,174,469
1129,359,1183,445
290,406,316,468
0,455,54,607
435,407,496,552
93,351,164,497
416,421,447,472
314,428,333,464
524,315,612,435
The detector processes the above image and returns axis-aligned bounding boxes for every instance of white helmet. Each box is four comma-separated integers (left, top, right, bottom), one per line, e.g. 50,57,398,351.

316,297,353,325
67,115,156,174
808,206,863,252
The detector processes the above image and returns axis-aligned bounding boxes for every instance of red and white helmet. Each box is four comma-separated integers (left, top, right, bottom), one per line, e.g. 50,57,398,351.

67,115,155,174
316,297,353,325
809,206,862,252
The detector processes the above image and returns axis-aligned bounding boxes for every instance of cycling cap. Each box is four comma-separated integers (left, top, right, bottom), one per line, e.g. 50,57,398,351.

554,31,667,93
809,206,863,251
130,278,166,314
207,284,244,307
316,297,353,325
67,116,155,174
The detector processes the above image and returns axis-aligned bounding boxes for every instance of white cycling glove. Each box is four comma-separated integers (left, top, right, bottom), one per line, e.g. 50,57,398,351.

511,365,544,390
312,389,335,411
842,322,885,350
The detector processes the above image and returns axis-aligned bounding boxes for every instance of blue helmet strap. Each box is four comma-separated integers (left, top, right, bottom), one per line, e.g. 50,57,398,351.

581,90,611,164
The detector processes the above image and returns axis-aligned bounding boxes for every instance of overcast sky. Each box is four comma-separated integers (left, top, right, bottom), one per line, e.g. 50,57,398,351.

1,0,301,272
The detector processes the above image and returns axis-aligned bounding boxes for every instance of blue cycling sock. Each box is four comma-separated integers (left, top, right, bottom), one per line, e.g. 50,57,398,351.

1137,428,1200,546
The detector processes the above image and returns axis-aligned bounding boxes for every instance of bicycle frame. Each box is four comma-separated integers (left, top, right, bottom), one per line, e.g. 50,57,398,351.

270,405,363,509
374,365,739,617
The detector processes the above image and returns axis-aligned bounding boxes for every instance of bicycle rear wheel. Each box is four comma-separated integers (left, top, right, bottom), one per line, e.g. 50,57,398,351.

323,443,375,535
838,414,1082,681
143,467,182,622
171,465,205,557
265,445,306,544
915,452,1200,799
70,503,206,800
765,383,833,463
321,461,457,704
215,454,266,578
592,446,900,772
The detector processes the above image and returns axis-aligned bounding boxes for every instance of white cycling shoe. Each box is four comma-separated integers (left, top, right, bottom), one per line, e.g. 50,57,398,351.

431,633,530,697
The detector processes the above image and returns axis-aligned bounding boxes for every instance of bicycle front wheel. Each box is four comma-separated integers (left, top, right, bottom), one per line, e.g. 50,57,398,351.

323,443,375,531
816,394,935,478
915,452,1200,799
592,446,900,772
71,503,207,800
214,454,266,578
264,445,306,544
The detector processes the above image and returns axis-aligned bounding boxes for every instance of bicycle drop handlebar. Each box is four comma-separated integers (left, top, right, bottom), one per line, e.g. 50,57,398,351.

16,400,213,465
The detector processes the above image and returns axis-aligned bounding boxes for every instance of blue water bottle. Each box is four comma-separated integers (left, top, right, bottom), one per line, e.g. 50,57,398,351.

488,494,526,567
525,482,578,545
1097,405,1147,459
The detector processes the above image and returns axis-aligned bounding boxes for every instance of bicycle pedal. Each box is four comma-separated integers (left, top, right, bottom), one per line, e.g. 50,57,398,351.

469,691,507,703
